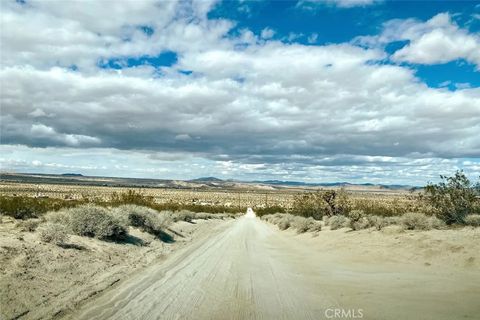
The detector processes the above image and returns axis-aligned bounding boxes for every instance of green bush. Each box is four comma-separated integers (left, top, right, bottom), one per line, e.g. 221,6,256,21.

255,206,286,217
423,171,480,224
38,222,69,245
290,189,351,220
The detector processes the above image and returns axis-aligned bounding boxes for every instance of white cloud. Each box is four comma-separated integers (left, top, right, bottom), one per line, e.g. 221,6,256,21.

298,0,381,9
260,28,275,40
358,13,480,68
30,124,101,146
0,2,479,184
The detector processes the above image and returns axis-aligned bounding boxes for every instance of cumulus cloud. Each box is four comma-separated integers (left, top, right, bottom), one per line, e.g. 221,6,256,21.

0,1,479,183
30,124,101,147
260,28,275,39
358,13,480,68
298,0,381,9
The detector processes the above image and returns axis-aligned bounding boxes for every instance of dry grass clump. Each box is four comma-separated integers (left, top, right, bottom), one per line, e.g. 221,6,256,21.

465,214,480,227
401,212,445,230
45,204,128,241
265,210,447,233
16,219,40,232
37,222,69,245
326,215,349,230
173,210,196,222
292,217,322,233
262,214,321,233
348,210,370,230
112,205,172,236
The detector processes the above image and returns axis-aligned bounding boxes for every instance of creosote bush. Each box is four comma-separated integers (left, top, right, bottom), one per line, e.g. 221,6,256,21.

423,171,480,224
290,189,351,220
38,222,69,245
0,195,83,219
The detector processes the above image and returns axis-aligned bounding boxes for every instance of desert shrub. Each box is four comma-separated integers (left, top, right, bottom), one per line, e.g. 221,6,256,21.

112,205,172,236
308,222,322,232
64,205,128,240
262,214,321,233
366,215,386,231
423,171,480,224
278,218,291,230
290,189,351,220
348,210,369,230
465,214,480,227
399,212,445,230
173,210,195,223
328,215,349,230
16,219,40,232
290,192,328,220
45,210,72,225
255,206,286,217
292,217,315,233
401,212,428,230
109,190,155,207
38,222,69,245
0,196,83,219
194,212,225,220
262,213,281,225
193,212,210,220
384,216,402,226
426,216,446,230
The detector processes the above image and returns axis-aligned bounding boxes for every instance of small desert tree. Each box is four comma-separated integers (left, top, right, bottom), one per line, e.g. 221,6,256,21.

290,189,351,220
423,171,480,224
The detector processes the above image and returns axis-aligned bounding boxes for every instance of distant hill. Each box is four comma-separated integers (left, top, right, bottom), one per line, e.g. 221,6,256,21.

253,180,413,190
189,177,224,183
0,172,416,191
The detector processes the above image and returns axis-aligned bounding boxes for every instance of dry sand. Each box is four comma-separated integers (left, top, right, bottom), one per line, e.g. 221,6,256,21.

0,217,233,320
2,214,479,320
64,215,480,320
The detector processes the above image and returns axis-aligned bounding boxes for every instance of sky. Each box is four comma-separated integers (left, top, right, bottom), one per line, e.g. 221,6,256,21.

1,0,480,185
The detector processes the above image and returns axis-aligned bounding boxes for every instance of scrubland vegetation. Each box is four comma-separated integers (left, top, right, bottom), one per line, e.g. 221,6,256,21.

0,189,238,249
261,171,480,233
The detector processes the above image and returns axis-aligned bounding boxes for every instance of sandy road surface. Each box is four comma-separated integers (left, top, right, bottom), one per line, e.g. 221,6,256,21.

68,213,480,320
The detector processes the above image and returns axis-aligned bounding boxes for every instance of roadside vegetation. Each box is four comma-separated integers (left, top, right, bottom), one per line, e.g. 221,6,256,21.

1,190,239,247
261,171,480,233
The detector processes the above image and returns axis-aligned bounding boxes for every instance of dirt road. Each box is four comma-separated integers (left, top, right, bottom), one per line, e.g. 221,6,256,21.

68,214,480,320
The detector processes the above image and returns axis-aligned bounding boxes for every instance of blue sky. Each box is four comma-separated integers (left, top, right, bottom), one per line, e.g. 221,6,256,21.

1,0,480,185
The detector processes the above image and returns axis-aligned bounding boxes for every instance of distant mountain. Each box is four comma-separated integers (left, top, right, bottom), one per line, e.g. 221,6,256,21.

253,180,413,190
189,177,224,182
61,173,84,177
0,172,416,191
